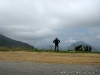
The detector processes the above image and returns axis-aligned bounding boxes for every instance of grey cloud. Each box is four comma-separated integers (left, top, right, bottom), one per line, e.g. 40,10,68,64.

1,0,100,27
0,0,100,49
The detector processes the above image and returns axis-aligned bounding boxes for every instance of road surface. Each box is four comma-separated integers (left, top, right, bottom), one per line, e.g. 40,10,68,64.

0,61,100,75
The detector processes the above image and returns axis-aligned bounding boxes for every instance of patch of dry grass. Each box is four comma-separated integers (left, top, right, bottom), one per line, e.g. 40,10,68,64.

0,51,100,65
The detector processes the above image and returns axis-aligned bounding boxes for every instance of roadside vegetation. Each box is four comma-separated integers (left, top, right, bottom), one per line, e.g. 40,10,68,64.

0,47,100,54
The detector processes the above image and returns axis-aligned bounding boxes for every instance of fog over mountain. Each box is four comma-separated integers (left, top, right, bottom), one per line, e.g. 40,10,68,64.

0,34,99,52
67,41,99,52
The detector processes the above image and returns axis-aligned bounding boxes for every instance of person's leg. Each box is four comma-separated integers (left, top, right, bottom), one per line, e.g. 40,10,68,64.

55,45,56,52
57,45,59,52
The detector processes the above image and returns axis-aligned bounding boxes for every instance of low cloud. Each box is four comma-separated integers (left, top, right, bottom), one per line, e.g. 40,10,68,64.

0,0,100,49
65,38,77,43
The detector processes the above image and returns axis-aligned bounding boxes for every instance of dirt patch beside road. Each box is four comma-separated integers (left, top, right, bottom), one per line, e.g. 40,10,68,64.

0,51,100,65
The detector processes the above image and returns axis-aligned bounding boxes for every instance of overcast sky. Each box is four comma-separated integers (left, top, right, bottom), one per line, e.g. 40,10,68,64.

0,0,100,49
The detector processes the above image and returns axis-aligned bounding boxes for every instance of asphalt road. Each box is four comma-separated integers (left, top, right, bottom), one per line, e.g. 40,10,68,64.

0,61,100,75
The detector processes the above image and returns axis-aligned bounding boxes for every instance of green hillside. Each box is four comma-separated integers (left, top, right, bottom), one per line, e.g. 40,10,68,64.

0,34,34,49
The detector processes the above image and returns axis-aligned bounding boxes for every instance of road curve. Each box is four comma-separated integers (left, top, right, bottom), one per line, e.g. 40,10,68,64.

0,61,100,75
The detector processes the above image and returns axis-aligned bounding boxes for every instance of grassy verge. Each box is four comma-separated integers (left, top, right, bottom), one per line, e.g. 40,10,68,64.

0,47,100,54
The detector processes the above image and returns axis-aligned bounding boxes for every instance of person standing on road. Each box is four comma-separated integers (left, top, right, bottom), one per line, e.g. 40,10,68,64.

53,38,60,52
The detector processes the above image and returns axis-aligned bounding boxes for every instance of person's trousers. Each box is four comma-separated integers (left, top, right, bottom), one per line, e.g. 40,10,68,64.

55,44,59,52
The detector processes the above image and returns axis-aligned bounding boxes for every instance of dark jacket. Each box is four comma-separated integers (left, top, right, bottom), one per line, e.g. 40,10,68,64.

53,38,60,45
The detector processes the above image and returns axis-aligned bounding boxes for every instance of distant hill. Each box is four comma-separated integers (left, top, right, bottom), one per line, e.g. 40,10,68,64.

0,34,34,49
67,41,99,52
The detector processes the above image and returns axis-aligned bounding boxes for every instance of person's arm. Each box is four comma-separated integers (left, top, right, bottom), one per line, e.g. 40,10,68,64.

53,40,55,43
58,40,60,43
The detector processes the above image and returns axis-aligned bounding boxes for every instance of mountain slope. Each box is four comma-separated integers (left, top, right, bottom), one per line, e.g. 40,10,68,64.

67,41,99,52
0,34,34,49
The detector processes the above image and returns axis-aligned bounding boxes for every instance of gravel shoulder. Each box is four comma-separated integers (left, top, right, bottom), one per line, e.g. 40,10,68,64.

0,51,100,65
